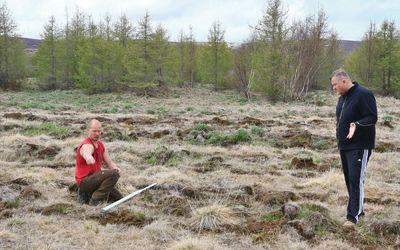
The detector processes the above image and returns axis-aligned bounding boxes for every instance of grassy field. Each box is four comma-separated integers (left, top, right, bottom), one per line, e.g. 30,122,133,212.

0,87,399,249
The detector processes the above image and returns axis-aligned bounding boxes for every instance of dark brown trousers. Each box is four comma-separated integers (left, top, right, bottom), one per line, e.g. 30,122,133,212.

79,169,123,202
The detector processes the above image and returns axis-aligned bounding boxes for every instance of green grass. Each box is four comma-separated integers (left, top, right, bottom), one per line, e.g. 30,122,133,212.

5,199,20,209
144,146,175,166
312,138,335,150
135,211,146,220
200,110,215,115
207,129,251,145
261,211,283,222
382,115,393,122
192,123,212,132
101,107,119,113
146,106,168,115
250,126,265,137
20,101,63,111
306,93,327,106
23,122,71,138
157,107,168,114
146,109,156,114
292,203,329,220
314,224,329,238
146,156,157,165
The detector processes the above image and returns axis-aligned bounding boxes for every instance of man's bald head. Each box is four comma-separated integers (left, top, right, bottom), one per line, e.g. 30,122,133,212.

87,119,102,129
87,119,102,141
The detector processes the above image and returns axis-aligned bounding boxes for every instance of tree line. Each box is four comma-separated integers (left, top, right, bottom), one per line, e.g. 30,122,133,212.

1,0,400,100
345,21,400,97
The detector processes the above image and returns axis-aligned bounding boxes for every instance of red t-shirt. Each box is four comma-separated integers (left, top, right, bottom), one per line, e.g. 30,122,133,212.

75,137,105,184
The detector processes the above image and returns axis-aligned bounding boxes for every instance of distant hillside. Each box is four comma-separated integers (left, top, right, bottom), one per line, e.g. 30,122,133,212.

21,37,41,50
339,40,361,54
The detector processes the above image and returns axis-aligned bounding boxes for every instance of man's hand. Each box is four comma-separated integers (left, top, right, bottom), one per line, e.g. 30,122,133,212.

112,166,121,175
347,122,356,139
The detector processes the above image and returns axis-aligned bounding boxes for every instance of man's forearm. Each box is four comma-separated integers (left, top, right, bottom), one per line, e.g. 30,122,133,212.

80,147,95,164
356,115,377,126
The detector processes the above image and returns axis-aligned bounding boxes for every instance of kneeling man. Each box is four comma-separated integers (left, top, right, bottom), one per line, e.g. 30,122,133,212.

75,119,123,205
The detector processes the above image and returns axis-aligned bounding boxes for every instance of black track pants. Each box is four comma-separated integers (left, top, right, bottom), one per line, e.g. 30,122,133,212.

340,149,372,223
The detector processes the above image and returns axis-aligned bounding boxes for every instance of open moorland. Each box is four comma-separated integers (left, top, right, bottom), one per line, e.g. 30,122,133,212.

0,87,399,249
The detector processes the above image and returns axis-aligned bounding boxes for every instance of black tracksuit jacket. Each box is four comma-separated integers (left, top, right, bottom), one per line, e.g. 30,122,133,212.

336,82,378,150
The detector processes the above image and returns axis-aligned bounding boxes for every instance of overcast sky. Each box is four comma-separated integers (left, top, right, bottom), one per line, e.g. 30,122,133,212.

3,0,400,43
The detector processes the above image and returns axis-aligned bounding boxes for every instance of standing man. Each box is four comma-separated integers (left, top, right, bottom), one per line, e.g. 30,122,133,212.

75,119,123,205
331,69,377,226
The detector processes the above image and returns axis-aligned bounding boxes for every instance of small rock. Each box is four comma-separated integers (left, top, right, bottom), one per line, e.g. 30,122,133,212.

282,202,300,217
196,134,205,143
0,186,19,202
19,186,42,200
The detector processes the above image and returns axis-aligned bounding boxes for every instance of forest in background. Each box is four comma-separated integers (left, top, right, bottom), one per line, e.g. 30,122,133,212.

1,0,400,100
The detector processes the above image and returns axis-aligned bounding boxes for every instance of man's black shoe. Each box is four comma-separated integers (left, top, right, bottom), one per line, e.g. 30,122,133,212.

77,187,91,204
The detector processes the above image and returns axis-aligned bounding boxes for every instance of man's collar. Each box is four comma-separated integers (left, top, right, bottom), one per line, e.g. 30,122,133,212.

344,82,358,96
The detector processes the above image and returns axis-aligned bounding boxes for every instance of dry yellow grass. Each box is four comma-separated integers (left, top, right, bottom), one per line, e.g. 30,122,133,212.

189,203,241,232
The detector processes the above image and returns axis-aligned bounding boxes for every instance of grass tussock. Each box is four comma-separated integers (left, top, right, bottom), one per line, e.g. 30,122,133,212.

189,204,240,232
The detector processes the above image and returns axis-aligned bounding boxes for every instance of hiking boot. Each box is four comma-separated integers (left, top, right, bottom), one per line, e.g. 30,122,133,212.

77,187,91,204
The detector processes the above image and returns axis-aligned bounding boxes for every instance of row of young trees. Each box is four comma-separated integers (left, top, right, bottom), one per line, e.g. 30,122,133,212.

345,20,400,97
2,0,399,100
33,0,341,100
33,9,233,93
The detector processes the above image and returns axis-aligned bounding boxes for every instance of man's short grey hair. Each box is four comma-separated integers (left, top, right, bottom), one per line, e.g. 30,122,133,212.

331,69,351,81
